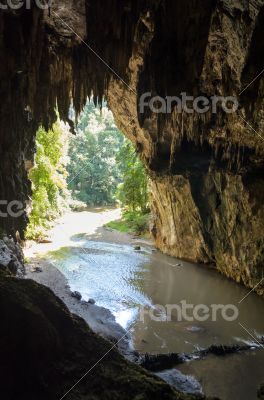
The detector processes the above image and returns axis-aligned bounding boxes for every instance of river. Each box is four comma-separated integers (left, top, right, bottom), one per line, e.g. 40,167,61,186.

26,209,264,400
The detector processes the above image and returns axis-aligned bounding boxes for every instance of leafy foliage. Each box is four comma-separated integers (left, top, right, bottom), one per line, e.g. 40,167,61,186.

106,211,150,236
68,102,150,235
67,102,124,205
26,122,69,239
116,140,149,213
107,139,150,236
27,102,150,239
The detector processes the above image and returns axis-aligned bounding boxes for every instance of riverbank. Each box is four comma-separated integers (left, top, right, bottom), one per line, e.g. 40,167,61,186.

24,209,207,396
25,258,135,357
24,208,153,359
23,208,264,399
105,210,151,238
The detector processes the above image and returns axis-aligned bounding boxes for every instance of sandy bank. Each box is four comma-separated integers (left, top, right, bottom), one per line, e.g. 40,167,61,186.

24,208,153,360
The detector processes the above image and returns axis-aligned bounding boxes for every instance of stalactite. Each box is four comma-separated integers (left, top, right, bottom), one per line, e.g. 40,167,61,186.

0,0,264,293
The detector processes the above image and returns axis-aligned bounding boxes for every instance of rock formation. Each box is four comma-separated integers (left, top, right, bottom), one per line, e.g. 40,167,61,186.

107,0,264,294
1,1,264,397
1,0,264,292
0,272,199,400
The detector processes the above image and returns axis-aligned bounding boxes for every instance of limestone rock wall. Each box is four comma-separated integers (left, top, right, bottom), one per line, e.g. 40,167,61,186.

150,171,264,293
0,0,264,292
0,237,24,277
150,176,211,263
107,0,264,293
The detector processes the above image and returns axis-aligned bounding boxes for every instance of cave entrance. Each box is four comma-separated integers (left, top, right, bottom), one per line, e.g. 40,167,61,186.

26,100,150,242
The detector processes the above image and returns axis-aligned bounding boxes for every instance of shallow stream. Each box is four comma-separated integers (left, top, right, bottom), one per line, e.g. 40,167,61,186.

47,234,264,399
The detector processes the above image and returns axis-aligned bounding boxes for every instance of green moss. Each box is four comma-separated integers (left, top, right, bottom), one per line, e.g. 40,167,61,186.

106,219,131,233
105,212,150,236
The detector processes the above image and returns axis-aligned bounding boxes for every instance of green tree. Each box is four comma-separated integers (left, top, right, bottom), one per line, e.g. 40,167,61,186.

67,102,124,205
116,140,149,213
26,122,69,239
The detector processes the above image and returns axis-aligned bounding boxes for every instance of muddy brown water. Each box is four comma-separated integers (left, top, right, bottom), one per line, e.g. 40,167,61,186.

47,237,264,400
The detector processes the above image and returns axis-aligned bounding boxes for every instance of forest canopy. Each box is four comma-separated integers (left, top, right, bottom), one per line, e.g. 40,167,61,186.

67,102,124,206
26,102,149,239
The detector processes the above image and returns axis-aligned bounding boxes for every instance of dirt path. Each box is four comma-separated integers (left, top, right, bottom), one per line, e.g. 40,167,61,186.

25,207,131,256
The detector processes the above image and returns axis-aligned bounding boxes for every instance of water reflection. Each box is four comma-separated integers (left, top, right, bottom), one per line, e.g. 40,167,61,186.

48,238,264,400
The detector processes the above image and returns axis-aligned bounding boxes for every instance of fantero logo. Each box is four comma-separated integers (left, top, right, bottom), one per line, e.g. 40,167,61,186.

0,200,25,218
139,301,239,323
139,92,239,115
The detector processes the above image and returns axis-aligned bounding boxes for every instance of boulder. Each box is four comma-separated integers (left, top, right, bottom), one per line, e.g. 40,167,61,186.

71,290,82,300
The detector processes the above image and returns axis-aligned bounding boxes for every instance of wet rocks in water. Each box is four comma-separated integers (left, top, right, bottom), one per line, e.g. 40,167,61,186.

186,325,204,333
71,291,82,301
31,265,43,273
170,263,182,268
139,353,183,372
156,369,203,396
0,275,185,399
200,344,251,357
134,245,141,251
80,298,96,306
